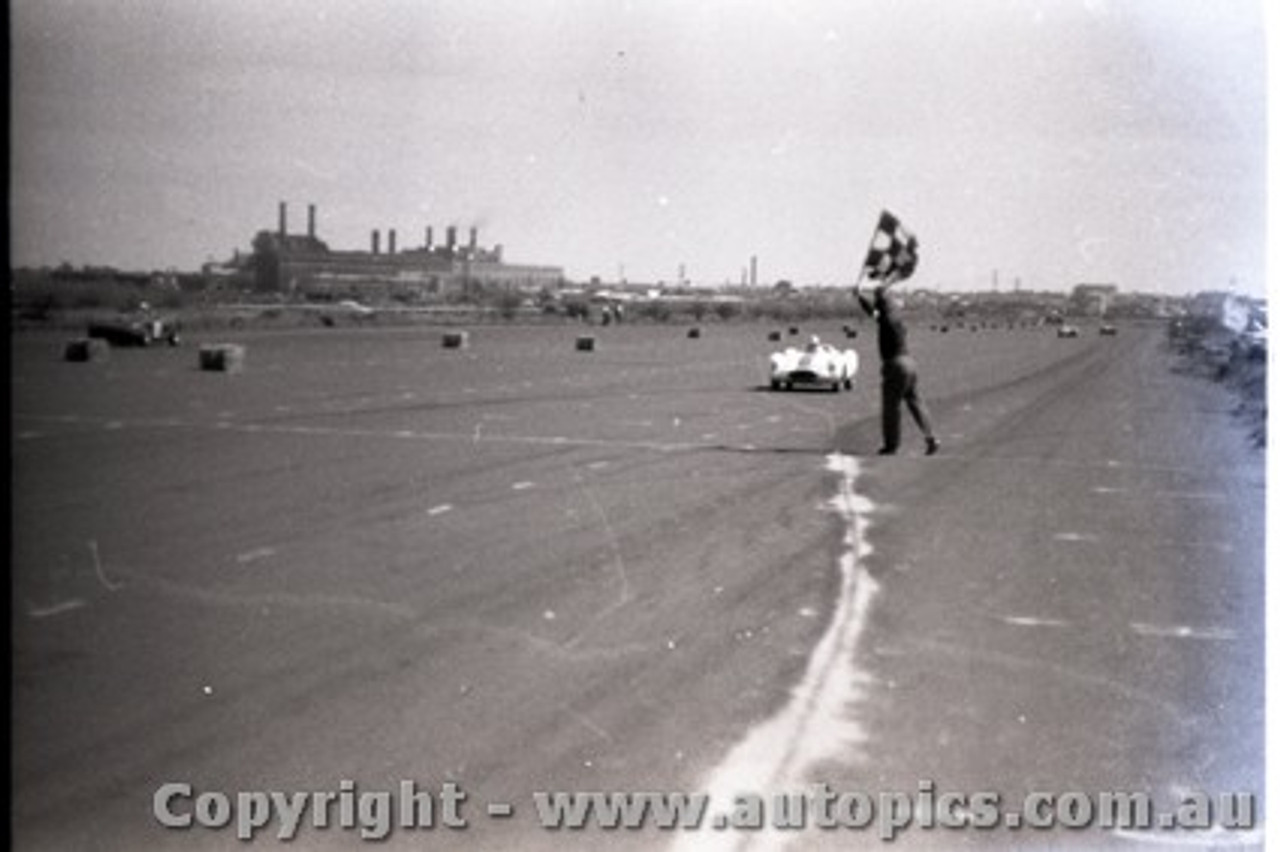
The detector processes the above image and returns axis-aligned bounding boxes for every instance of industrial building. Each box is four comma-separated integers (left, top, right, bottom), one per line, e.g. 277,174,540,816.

241,202,565,298
1069,283,1119,316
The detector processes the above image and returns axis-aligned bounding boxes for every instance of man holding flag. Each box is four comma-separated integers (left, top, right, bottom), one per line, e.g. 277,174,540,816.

854,210,940,456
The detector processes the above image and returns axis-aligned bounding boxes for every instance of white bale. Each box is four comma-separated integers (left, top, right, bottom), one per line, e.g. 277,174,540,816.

199,343,246,374
442,331,470,349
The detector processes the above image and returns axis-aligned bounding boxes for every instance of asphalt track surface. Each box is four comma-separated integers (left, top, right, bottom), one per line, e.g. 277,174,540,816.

12,321,1264,851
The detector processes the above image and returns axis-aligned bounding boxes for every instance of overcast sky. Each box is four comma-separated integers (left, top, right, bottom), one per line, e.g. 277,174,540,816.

10,0,1268,294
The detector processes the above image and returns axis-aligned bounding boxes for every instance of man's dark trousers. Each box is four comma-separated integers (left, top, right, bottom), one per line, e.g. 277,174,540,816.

881,355,934,452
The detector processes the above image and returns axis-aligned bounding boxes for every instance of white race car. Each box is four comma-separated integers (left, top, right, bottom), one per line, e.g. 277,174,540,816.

769,337,859,392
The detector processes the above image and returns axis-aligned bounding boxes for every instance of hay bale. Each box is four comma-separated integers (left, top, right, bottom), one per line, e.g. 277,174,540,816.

442,331,470,349
788,326,800,336
575,335,596,352
767,331,782,342
199,343,246,374
64,337,110,363
687,327,701,339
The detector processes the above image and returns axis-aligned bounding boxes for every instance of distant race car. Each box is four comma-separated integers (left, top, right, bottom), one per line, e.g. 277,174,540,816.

769,337,859,392
1057,325,1081,339
1099,324,1118,336
87,313,181,347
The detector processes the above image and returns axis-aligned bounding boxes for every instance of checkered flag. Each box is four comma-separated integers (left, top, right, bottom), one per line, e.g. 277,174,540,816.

861,210,919,284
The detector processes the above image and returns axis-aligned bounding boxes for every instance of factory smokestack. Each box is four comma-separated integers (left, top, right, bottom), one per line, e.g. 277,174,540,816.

307,204,316,239
446,226,458,252
278,202,288,238
371,230,380,255
426,226,434,250
389,229,397,255
750,255,758,288
468,226,478,252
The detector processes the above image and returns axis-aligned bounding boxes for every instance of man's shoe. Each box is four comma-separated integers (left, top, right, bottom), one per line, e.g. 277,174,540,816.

876,446,897,456
925,437,940,456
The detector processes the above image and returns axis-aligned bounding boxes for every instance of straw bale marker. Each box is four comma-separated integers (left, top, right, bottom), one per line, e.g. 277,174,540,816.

199,343,247,374
64,337,110,363
687,327,701,339
576,335,596,352
442,331,470,349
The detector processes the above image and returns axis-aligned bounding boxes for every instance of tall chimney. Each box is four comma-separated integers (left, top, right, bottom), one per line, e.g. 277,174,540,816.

750,255,758,287
446,226,457,252
468,226,478,252
389,229,397,255
426,226,434,250
307,204,316,239
278,202,288,238
371,230,381,255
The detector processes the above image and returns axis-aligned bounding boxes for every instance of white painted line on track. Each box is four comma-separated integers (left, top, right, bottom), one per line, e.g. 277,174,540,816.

235,547,277,565
1130,623,1237,642
16,412,1252,479
512,481,535,491
889,451,1239,476
28,599,86,619
1054,532,1101,543
1091,486,1227,502
1145,539,1235,553
670,454,879,852
1151,490,1228,502
427,504,453,516
1000,615,1071,628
